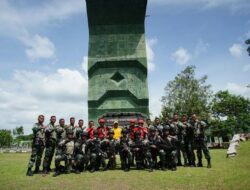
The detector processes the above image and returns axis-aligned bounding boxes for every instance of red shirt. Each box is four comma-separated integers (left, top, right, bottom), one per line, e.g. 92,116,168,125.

133,127,148,139
86,127,94,139
96,126,108,139
129,125,135,139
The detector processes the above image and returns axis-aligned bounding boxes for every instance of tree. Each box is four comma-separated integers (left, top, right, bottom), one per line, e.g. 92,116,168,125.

0,129,13,147
161,65,212,120
13,126,24,136
246,39,250,57
212,91,250,134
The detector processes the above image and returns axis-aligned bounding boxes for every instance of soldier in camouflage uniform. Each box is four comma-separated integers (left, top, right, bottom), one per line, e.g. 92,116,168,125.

119,128,132,172
181,115,195,167
130,130,154,172
26,115,46,176
170,113,188,166
191,114,211,168
158,126,177,171
74,131,89,174
102,129,119,170
148,126,160,168
154,117,163,136
43,116,57,174
54,119,66,162
74,119,85,139
86,130,107,172
66,117,76,135
53,130,75,177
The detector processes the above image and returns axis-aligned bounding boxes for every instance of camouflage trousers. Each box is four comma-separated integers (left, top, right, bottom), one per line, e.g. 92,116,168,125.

27,140,44,169
75,153,89,171
119,150,132,170
195,138,211,162
184,140,196,165
55,154,74,173
89,152,106,170
159,149,177,169
176,141,188,165
43,139,56,170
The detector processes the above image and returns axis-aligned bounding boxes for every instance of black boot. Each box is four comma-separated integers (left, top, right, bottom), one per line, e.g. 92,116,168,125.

26,168,33,176
53,169,60,177
33,166,40,174
207,159,211,168
197,160,203,167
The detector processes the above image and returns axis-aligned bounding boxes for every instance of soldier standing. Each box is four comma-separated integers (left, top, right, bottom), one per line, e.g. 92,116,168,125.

96,118,108,140
148,127,160,168
43,115,57,174
66,117,76,135
54,118,66,164
26,115,46,176
154,117,163,136
170,113,188,166
191,114,211,168
74,119,85,139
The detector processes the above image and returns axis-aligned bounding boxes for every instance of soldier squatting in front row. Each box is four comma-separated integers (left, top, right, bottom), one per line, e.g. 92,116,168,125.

26,113,211,177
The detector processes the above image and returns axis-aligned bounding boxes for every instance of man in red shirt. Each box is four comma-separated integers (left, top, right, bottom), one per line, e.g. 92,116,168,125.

96,118,108,140
133,119,148,139
86,120,95,139
129,119,136,140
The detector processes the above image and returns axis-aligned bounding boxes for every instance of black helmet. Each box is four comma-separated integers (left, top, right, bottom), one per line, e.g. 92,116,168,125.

82,131,89,137
149,126,156,132
162,126,170,132
121,128,128,134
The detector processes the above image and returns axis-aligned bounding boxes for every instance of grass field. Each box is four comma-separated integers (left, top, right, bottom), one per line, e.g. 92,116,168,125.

0,142,249,190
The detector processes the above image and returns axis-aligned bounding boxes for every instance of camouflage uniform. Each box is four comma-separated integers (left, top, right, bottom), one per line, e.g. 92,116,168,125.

119,129,132,171
74,132,89,173
27,123,45,175
86,134,107,172
148,127,161,168
182,121,196,166
191,120,211,168
55,124,66,157
170,121,188,166
158,127,177,171
74,126,84,140
43,122,57,173
53,134,75,176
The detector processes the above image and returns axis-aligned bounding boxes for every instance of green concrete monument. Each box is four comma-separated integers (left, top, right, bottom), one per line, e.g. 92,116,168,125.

86,0,149,123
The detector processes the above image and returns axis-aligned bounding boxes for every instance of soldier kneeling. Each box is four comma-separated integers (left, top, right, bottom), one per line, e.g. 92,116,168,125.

74,131,89,174
158,126,177,171
53,130,75,177
119,129,132,172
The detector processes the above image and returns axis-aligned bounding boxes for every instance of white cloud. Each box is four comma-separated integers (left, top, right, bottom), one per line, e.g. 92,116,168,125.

229,43,243,57
0,68,88,133
172,47,192,65
81,56,88,73
0,0,85,62
226,82,250,98
146,38,158,72
243,64,250,72
20,34,55,62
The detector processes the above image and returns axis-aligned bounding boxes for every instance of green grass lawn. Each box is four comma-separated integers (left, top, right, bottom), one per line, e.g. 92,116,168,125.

0,141,249,190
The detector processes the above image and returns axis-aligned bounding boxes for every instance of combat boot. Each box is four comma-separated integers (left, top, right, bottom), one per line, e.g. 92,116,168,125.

197,160,203,167
43,168,49,174
53,170,60,177
33,166,40,174
75,169,80,174
207,159,211,168
26,168,33,176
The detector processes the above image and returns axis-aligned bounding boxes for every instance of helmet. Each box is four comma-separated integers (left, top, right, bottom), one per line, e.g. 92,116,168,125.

82,131,89,137
121,128,128,134
162,126,170,132
149,126,156,132
138,119,144,124
98,118,105,123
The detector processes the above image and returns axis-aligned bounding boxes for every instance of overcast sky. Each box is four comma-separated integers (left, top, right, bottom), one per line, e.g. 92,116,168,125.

0,0,250,134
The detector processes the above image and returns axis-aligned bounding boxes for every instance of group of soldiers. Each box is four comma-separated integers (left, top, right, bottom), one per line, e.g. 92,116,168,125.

26,113,211,177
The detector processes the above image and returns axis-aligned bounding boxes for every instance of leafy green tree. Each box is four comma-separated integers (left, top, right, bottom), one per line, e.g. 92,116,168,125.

212,91,250,134
0,129,13,147
13,126,24,136
161,65,212,120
